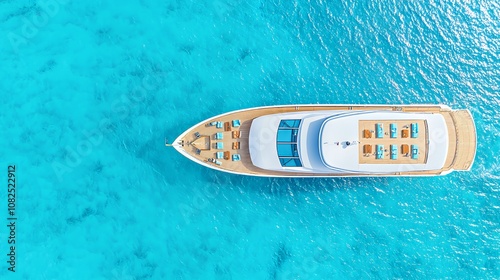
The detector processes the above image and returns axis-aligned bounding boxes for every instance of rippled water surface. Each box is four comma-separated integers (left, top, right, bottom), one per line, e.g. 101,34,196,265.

1,0,499,279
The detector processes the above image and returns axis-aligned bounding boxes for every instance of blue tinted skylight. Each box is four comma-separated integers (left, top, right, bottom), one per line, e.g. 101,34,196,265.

276,119,302,167
277,144,299,157
279,119,301,128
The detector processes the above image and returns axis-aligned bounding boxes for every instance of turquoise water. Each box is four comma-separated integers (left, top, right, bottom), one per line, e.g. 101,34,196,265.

1,0,499,278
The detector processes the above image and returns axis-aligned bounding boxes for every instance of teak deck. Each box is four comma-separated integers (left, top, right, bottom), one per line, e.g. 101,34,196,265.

173,105,476,177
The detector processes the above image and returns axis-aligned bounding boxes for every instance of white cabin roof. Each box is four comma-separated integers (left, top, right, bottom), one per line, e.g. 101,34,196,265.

319,111,448,172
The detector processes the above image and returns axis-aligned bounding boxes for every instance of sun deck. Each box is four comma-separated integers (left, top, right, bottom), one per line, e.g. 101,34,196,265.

172,105,476,177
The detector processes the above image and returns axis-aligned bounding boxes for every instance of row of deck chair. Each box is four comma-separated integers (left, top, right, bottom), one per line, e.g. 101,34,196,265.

213,142,241,150
214,131,241,140
363,144,419,159
215,151,241,161
208,119,241,131
363,123,419,139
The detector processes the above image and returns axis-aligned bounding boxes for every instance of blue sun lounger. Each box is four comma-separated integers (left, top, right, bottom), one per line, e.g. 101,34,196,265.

216,121,223,129
215,132,223,140
376,123,384,138
216,142,224,149
390,144,398,160
376,145,384,159
411,145,419,159
232,154,241,161
232,119,241,127
411,123,419,138
390,123,397,138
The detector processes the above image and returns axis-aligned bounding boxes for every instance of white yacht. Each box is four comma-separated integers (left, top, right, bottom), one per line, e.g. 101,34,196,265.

169,105,476,177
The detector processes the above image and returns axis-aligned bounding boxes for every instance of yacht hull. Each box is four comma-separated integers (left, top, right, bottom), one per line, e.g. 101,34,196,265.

171,105,476,177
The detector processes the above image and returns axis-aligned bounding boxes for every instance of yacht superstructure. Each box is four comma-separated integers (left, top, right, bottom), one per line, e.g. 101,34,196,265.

170,105,476,177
